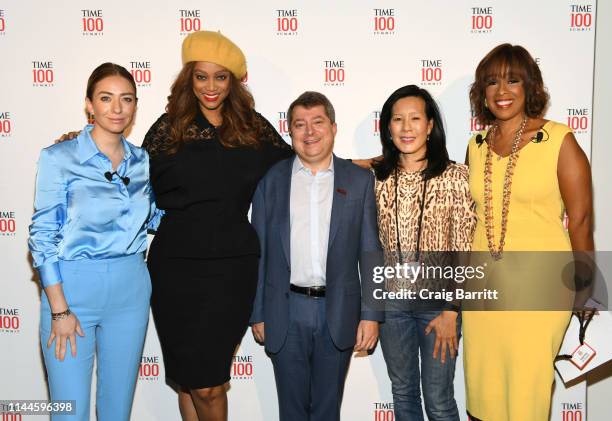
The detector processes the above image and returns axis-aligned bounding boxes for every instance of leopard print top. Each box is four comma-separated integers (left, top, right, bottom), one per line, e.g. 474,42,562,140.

375,163,476,292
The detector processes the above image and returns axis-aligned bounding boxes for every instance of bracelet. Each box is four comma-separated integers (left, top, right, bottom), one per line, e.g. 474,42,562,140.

51,308,72,321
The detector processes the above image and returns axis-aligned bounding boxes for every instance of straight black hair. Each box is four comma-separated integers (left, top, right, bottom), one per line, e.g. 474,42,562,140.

372,85,450,181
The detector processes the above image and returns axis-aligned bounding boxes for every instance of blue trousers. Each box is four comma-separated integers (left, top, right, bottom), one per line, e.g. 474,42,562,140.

40,254,151,421
269,292,352,421
379,309,461,421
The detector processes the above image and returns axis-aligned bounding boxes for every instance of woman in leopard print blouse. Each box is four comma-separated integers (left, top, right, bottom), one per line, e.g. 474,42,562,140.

372,85,476,421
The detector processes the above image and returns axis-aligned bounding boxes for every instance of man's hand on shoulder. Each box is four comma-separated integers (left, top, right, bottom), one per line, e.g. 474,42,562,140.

55,130,81,144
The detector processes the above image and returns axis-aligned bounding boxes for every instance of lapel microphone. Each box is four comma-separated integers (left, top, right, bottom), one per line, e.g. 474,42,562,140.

476,130,544,147
104,171,130,186
532,131,544,143
475,133,485,146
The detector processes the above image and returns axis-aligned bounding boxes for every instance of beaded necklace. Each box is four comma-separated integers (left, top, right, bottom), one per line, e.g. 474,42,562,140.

484,116,528,260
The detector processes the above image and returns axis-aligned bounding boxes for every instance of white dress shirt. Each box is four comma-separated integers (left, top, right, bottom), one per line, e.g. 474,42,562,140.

289,156,334,287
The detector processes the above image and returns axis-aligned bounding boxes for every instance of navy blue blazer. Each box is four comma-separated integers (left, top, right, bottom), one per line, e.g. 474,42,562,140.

249,155,384,353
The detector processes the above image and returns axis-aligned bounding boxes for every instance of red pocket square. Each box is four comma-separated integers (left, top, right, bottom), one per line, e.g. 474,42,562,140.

336,188,347,195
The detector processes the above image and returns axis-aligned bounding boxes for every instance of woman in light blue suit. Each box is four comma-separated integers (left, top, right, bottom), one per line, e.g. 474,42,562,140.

28,63,161,421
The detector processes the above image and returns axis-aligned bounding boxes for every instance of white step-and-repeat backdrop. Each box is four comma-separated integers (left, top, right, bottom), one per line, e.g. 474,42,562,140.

0,1,597,420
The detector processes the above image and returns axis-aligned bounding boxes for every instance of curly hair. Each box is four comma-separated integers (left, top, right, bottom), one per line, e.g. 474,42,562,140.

165,62,264,152
469,43,549,126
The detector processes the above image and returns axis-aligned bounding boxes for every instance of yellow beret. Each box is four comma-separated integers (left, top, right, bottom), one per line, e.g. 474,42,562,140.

181,31,247,79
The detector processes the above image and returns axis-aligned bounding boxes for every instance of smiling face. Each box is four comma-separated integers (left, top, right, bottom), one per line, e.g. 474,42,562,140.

484,70,526,122
389,96,433,159
85,75,137,136
290,105,337,169
192,61,231,112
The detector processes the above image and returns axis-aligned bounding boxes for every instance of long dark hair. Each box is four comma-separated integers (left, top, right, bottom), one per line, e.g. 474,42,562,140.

165,62,264,153
372,85,450,181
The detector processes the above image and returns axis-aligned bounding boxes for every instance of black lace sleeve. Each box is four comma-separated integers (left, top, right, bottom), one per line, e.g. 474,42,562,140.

141,113,172,159
255,112,294,162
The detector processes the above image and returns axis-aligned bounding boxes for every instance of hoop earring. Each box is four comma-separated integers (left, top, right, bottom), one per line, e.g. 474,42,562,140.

484,98,488,108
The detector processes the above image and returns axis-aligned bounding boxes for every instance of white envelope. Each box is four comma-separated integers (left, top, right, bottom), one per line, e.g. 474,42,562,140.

555,306,612,384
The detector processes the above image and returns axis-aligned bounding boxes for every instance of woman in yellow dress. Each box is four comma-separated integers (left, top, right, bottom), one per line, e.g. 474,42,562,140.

463,43,594,421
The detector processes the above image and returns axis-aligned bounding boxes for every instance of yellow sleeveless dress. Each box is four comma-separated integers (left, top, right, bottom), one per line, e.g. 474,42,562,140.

464,120,574,421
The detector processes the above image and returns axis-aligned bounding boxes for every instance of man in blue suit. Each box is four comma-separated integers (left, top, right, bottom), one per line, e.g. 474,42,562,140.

250,91,384,421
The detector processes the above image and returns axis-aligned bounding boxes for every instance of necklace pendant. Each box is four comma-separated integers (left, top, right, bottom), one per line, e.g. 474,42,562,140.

497,155,502,161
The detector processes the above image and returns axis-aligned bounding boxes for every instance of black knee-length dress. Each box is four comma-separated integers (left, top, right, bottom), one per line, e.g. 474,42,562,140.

142,109,292,389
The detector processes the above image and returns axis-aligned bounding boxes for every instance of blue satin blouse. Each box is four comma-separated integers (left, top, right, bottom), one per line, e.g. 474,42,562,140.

28,125,162,288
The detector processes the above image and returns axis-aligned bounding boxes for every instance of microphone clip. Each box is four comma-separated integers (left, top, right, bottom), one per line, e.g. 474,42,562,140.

104,171,130,186
531,130,545,143
476,133,485,147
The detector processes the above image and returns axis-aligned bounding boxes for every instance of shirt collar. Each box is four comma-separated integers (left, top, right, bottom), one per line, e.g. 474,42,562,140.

77,124,133,164
292,154,334,175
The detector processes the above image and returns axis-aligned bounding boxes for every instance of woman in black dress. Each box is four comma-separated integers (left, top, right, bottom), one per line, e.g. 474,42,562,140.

142,31,292,421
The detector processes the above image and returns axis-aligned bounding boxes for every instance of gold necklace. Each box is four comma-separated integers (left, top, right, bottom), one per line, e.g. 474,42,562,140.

484,117,527,260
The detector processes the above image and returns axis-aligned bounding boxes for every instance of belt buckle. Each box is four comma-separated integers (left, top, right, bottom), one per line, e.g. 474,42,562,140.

310,286,324,298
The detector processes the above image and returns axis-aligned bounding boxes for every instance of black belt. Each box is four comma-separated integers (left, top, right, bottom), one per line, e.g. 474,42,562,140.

290,284,326,298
